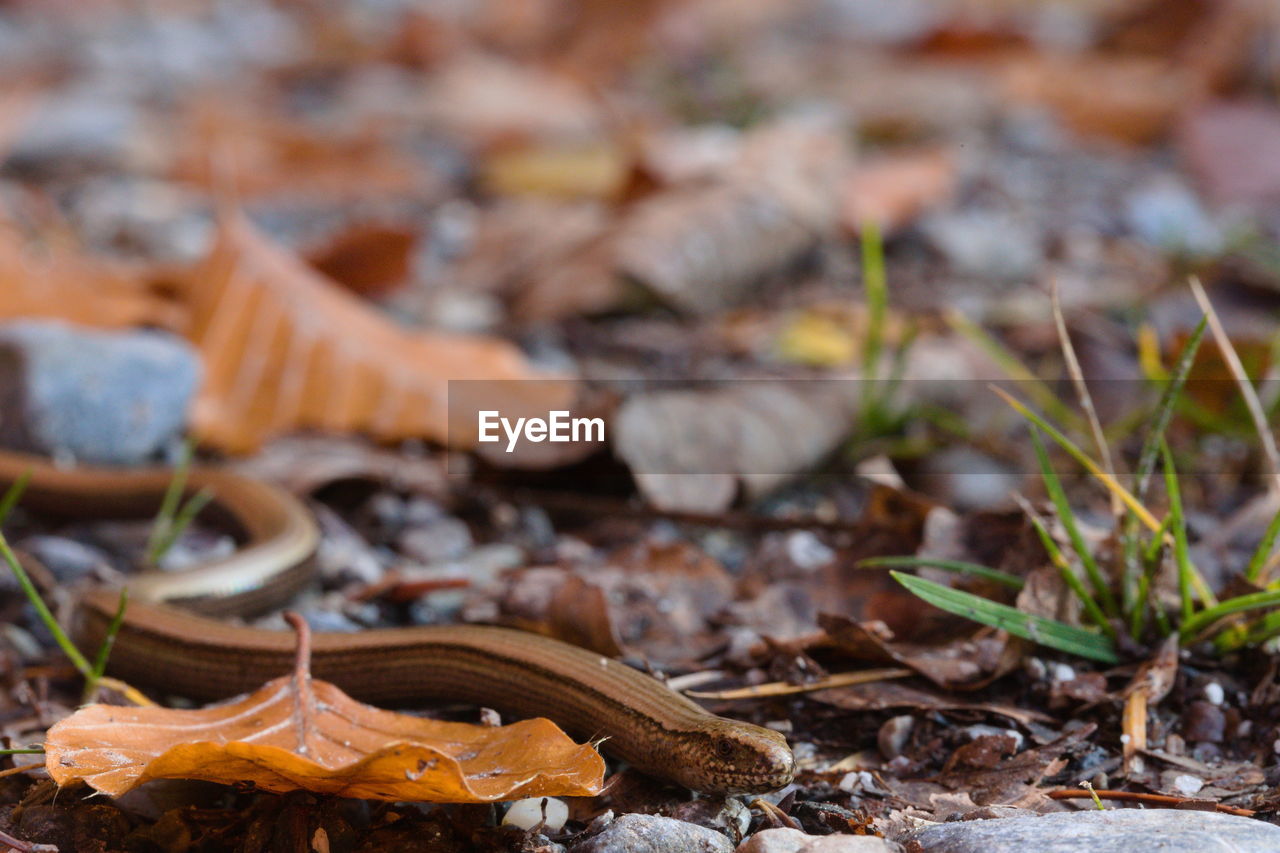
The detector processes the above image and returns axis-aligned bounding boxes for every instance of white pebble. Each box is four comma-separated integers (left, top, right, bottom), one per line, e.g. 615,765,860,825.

503,797,568,832
785,531,834,570
1172,774,1204,795
1051,663,1076,682
1203,682,1224,706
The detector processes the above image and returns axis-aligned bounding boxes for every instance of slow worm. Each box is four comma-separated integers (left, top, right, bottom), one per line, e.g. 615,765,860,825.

0,451,794,794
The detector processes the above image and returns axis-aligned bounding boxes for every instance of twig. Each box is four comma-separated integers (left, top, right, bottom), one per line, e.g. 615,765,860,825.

685,668,913,700
1048,788,1254,817
1190,276,1280,494
0,827,58,853
750,798,802,830
1051,278,1118,515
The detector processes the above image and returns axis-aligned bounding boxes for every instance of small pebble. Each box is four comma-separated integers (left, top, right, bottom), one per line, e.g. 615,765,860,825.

1171,774,1204,796
785,531,833,571
569,813,732,853
503,797,568,833
1203,681,1224,706
735,829,893,853
1182,701,1225,743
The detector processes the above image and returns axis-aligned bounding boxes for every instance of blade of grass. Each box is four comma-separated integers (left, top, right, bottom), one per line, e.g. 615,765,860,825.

949,311,1079,429
145,439,196,565
995,384,1218,607
1030,427,1119,617
1133,317,1208,501
0,470,31,527
1023,508,1116,639
1122,317,1207,618
84,589,128,702
993,385,1158,530
147,487,214,566
1161,440,1195,621
1052,279,1118,513
1181,589,1280,640
0,748,43,755
1245,505,1280,584
1190,276,1280,494
891,571,1119,663
857,556,1024,590
0,532,91,676
861,218,887,382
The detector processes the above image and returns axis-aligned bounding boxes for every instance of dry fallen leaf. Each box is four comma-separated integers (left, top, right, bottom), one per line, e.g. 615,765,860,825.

614,381,861,512
45,615,604,802
185,213,574,453
0,227,180,331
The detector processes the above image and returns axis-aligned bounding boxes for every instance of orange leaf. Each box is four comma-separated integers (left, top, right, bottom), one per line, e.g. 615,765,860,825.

185,214,574,453
0,228,180,331
45,621,604,802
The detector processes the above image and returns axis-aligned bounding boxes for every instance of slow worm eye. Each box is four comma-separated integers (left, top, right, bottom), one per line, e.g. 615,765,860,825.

715,739,735,759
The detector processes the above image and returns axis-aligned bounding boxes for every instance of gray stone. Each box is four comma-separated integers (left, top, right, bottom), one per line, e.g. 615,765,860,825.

736,829,896,853
922,210,1044,280
569,813,733,853
0,321,200,465
14,535,111,583
904,809,1280,853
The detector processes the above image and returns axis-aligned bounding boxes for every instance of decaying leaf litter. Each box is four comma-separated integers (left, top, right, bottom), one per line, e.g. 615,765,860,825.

3,0,1280,851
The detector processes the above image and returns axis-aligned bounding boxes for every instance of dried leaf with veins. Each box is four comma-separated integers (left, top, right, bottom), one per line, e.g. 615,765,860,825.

184,213,574,453
45,614,604,802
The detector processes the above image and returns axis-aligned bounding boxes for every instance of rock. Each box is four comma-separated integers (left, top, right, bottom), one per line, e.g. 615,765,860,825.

0,321,200,465
1182,701,1226,743
922,210,1043,280
736,829,896,853
397,517,474,564
903,809,1280,852
13,535,111,583
1123,177,1221,255
668,798,751,845
1179,100,1280,207
569,813,733,853
737,828,814,853
503,797,568,833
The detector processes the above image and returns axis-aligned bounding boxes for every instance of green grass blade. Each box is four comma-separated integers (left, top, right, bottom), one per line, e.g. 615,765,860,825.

0,470,31,527
1245,504,1280,584
1181,589,1280,640
950,314,1078,429
84,589,128,702
861,219,887,382
1134,317,1207,500
0,532,91,676
146,439,196,565
1026,513,1116,639
0,747,44,755
1030,427,1119,616
857,556,1024,590
891,571,1118,663
1161,441,1195,621
147,487,214,566
992,386,1159,531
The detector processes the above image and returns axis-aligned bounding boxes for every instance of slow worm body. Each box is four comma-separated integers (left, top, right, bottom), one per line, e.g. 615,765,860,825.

1,451,794,794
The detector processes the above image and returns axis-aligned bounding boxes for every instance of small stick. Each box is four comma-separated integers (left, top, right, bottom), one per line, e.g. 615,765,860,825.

0,827,58,853
283,612,316,757
750,798,802,830
1051,279,1119,516
1049,788,1255,817
1190,277,1280,494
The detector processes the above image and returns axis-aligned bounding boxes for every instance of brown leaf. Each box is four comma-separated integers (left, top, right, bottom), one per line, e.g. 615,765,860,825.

0,228,180,331
306,223,418,298
841,147,957,234
614,381,861,512
45,626,603,802
615,117,848,314
185,214,574,453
